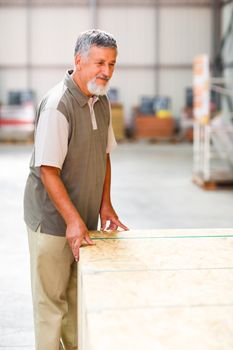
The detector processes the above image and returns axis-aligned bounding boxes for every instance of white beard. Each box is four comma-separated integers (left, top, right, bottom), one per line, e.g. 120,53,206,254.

87,77,110,96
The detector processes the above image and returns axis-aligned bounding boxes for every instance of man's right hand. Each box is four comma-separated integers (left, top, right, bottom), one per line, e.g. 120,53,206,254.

40,165,95,261
66,219,95,261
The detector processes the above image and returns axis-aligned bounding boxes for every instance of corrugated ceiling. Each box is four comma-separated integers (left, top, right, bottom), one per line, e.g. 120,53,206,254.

0,0,216,7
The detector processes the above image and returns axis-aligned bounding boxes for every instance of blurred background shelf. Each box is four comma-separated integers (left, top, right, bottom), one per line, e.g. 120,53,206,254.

134,115,175,141
111,102,125,141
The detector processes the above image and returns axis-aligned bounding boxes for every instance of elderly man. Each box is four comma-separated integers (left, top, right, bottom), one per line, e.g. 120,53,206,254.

24,29,128,350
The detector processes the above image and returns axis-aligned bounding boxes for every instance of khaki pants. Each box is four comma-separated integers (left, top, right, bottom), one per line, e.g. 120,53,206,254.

27,225,77,350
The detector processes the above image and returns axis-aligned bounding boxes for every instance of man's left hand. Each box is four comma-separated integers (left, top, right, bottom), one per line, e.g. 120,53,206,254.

100,203,129,231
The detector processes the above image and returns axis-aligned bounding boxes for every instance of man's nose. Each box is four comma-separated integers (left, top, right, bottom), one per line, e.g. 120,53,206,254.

101,65,110,77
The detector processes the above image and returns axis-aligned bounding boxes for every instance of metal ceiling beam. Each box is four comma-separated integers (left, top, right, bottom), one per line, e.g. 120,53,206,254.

0,0,87,6
0,63,194,70
0,0,213,7
97,0,211,6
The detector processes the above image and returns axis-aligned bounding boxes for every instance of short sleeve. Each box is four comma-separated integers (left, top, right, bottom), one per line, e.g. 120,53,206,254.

34,109,69,169
106,103,117,154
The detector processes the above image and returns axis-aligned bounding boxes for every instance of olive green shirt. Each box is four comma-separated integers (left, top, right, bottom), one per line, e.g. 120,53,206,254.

24,70,111,236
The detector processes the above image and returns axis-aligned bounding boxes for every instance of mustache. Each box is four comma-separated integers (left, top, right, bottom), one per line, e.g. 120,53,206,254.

95,75,110,81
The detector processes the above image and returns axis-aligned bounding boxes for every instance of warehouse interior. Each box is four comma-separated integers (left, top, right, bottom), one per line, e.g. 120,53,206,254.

1,0,233,348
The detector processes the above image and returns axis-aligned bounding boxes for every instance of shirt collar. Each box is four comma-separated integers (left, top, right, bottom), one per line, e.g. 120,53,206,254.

64,69,98,107
88,95,99,107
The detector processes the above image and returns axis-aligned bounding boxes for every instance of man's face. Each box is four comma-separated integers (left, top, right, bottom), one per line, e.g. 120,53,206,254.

74,45,117,96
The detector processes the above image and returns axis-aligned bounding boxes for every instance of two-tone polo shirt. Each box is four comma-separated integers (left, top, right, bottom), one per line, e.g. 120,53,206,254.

24,70,117,236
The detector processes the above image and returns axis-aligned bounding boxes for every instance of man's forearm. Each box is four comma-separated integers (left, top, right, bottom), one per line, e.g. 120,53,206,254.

40,165,93,260
101,154,111,206
99,154,129,231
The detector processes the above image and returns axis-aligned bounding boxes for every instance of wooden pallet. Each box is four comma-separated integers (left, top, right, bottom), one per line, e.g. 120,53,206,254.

193,174,233,190
0,137,33,144
148,136,177,144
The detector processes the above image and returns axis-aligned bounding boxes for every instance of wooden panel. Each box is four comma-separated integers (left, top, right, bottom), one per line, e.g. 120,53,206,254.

78,229,233,350
135,116,174,139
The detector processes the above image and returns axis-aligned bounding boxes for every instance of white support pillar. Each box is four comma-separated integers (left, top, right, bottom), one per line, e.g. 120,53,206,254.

89,0,98,29
203,124,211,181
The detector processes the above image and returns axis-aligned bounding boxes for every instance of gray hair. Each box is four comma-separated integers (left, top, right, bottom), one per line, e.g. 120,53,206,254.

74,29,117,57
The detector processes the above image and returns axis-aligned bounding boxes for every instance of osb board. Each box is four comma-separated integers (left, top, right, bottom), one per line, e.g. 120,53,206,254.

87,307,233,350
78,229,233,350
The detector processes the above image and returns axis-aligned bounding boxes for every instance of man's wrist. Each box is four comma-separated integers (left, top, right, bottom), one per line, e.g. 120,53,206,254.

100,200,112,210
65,210,83,226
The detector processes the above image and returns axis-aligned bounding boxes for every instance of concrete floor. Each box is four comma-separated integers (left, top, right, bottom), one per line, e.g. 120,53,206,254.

0,142,233,349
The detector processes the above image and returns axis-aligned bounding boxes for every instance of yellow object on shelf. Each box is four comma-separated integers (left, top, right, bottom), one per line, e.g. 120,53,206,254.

156,110,172,119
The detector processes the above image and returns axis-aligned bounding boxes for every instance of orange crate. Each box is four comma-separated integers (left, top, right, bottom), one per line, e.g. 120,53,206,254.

135,115,174,139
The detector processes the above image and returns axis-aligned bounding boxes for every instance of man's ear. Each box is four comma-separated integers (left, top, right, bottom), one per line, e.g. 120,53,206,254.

74,54,82,71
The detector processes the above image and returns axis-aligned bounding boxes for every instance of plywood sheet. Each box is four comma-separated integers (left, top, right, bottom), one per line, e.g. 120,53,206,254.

78,229,233,350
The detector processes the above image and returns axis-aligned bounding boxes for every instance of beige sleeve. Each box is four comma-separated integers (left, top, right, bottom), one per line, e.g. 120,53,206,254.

34,109,69,169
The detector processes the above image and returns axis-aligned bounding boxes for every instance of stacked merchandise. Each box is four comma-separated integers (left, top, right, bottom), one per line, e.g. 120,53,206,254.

108,88,125,141
0,90,35,142
134,96,174,140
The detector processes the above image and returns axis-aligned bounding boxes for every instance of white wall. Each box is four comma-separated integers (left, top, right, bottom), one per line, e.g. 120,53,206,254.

98,6,157,120
159,70,193,115
30,7,89,65
159,7,211,118
159,7,211,64
98,7,157,65
110,68,156,126
98,5,211,119
0,4,212,120
0,8,27,64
